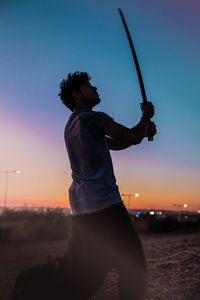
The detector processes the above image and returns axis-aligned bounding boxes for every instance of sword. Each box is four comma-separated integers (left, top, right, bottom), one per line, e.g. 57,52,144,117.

118,8,153,141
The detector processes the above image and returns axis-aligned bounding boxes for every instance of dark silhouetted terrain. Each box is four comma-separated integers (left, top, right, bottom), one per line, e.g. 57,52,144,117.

0,230,200,300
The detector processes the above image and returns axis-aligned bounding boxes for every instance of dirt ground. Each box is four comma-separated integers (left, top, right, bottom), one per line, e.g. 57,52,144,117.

0,230,200,300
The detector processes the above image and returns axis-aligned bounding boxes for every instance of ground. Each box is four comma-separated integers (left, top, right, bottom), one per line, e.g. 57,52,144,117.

0,230,200,300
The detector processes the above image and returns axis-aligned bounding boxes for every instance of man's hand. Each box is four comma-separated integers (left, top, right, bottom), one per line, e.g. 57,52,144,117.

140,102,155,119
145,121,157,138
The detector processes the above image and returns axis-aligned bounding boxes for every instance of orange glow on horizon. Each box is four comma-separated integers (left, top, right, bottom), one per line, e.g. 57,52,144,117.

0,120,199,212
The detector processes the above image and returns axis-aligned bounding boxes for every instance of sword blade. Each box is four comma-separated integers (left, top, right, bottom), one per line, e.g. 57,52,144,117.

118,8,153,141
118,8,147,104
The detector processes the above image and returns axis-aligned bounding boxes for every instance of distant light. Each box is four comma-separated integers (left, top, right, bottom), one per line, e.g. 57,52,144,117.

136,215,139,218
149,211,155,215
183,204,188,208
137,211,141,215
135,193,139,197
15,170,21,174
198,210,200,214
156,211,162,215
185,216,188,219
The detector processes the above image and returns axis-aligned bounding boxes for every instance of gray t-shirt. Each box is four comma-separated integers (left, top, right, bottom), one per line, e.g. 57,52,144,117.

64,110,122,215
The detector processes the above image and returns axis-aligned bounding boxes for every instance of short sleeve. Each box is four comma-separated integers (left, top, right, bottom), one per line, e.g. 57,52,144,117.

79,111,113,139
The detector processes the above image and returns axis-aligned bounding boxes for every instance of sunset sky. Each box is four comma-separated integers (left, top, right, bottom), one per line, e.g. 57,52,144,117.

0,0,199,211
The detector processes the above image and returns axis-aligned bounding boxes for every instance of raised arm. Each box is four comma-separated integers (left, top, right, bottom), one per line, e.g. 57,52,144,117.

104,102,156,150
104,116,149,149
106,136,133,150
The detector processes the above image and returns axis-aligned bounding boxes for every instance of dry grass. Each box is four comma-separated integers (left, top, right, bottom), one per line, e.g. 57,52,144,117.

0,230,200,300
0,208,69,243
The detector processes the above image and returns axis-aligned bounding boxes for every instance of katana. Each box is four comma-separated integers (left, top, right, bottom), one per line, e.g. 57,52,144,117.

118,8,153,141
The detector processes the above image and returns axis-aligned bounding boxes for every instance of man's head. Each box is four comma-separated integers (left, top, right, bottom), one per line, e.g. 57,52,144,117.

58,72,100,111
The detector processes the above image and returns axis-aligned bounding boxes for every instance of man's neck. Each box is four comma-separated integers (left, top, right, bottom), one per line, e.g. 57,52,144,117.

73,106,93,112
73,109,92,113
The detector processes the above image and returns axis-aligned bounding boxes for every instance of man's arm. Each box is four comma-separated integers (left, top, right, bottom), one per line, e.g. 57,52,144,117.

104,102,156,150
106,136,132,150
104,116,149,149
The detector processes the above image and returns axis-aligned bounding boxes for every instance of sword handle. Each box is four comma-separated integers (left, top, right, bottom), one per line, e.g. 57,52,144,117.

148,134,154,141
147,119,154,141
141,103,154,141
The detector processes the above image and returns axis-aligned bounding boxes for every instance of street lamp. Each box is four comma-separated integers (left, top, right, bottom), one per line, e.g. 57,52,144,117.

0,169,20,240
121,193,139,210
0,169,21,210
173,203,188,222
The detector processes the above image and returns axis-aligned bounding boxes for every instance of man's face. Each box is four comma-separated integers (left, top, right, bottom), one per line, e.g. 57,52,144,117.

78,81,101,107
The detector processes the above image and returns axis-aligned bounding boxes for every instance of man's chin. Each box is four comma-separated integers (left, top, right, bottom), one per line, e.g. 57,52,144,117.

92,97,100,107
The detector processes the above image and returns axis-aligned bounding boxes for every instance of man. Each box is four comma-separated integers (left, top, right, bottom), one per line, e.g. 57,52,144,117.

58,71,156,300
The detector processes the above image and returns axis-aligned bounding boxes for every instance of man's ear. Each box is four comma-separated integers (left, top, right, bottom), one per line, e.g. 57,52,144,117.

72,91,81,100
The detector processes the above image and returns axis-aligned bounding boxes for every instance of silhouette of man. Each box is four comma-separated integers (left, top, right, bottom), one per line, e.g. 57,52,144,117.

58,71,156,300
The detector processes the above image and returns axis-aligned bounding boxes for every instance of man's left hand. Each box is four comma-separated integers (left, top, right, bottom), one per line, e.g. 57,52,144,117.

146,121,157,138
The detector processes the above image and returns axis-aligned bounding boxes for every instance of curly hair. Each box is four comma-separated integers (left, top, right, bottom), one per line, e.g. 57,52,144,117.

58,72,91,111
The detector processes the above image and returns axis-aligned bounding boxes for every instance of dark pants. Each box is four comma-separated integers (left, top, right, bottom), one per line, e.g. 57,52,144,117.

61,202,147,300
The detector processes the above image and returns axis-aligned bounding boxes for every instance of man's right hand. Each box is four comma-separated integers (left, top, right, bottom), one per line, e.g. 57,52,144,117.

140,102,155,119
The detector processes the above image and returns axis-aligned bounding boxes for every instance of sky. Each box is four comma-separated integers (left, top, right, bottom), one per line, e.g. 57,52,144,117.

0,0,200,211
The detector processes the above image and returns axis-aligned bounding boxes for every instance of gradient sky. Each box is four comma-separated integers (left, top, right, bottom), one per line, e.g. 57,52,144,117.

0,0,199,210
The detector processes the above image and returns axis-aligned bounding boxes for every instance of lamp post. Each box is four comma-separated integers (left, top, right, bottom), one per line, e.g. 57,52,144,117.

0,169,20,239
173,203,188,222
121,193,139,210
0,169,21,211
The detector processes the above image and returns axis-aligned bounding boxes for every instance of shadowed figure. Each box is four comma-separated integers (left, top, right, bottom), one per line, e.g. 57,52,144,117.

60,203,148,300
11,71,156,300
58,71,156,299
